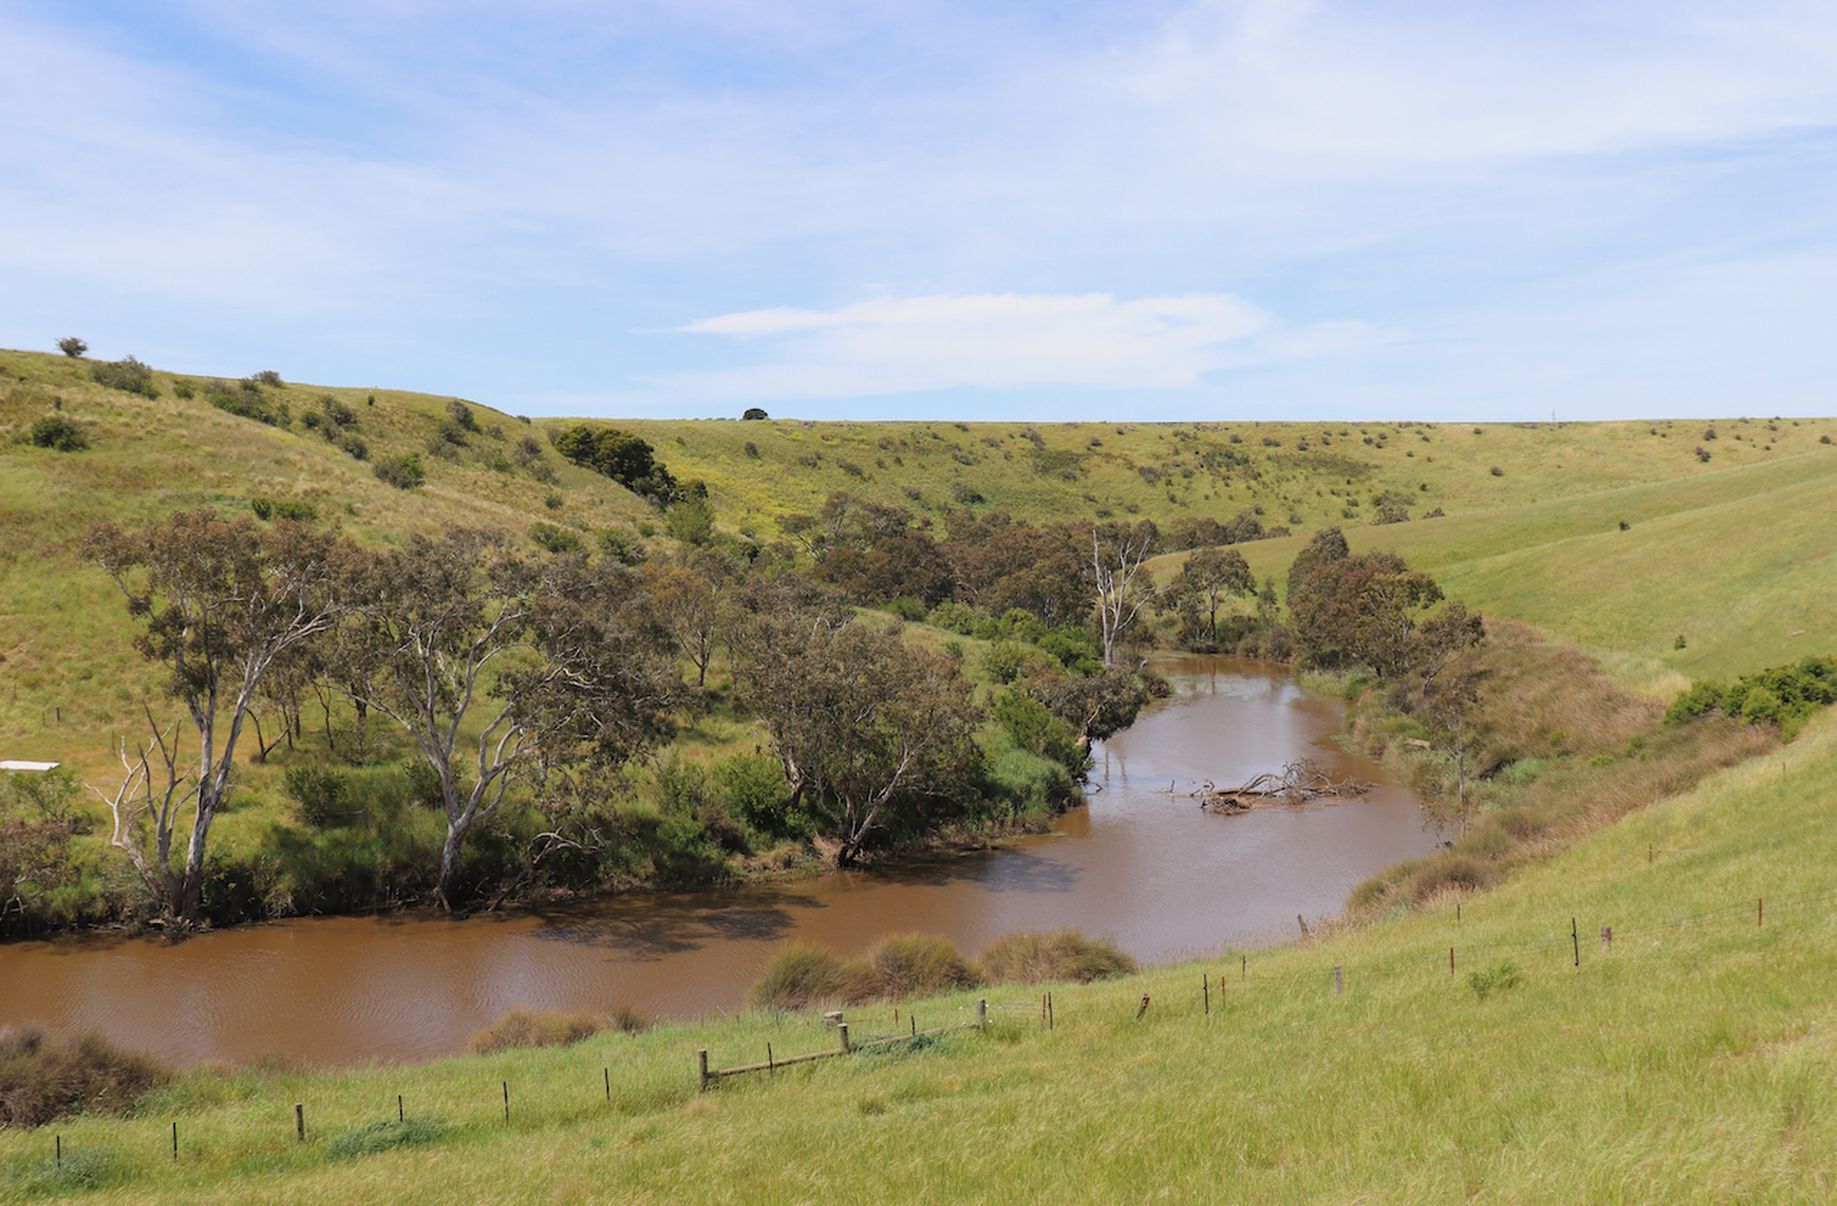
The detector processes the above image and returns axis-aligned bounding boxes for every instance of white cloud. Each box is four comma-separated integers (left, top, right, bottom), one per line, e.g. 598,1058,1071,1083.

663,291,1391,400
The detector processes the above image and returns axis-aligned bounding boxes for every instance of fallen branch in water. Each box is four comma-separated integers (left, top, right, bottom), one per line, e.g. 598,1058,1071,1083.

1195,759,1372,813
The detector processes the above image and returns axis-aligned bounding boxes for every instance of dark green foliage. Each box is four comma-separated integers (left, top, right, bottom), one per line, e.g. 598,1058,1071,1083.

205,378,289,425
551,424,681,505
372,453,426,489
89,356,157,397
326,1117,450,1161
56,336,87,358
250,370,284,386
172,378,195,399
1664,657,1837,737
717,751,804,838
283,766,350,828
993,689,1088,776
249,497,318,522
0,1028,166,1127
882,595,927,621
743,406,769,420
445,399,478,431
530,522,583,555
28,413,87,451
665,492,715,545
339,433,369,460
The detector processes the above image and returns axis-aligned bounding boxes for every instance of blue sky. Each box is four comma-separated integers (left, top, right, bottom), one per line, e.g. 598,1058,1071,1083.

3,1,1836,421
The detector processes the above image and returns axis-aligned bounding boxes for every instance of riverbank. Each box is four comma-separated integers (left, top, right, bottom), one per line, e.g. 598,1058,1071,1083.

6,708,1833,1202
0,658,1437,1067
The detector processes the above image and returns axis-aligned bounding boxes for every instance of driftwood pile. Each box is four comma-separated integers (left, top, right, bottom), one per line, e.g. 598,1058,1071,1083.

1195,760,1372,813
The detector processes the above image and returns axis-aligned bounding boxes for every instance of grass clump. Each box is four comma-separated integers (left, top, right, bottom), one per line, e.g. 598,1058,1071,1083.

1468,962,1522,1001
748,944,879,1010
0,1028,166,1128
866,934,984,998
324,1116,450,1161
468,1008,637,1055
27,413,87,451
977,930,1135,985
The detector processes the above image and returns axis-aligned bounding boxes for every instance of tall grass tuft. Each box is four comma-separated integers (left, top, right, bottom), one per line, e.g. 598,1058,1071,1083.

468,1009,639,1056
866,934,984,998
747,944,879,1010
977,930,1135,984
0,1028,167,1128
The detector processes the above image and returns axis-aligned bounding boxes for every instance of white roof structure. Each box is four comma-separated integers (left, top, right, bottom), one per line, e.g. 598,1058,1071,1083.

0,760,61,772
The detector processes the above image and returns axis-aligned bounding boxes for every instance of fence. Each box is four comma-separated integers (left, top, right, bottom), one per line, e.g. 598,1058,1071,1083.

17,883,1836,1188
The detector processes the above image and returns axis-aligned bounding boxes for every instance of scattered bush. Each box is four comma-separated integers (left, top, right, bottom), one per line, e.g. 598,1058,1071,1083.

56,336,87,358
28,413,87,451
468,1008,631,1055
283,765,350,828
373,453,426,490
326,1116,450,1161
882,595,926,621
339,433,369,460
172,378,195,399
90,356,157,397
0,1028,166,1128
251,370,284,386
530,522,583,555
1664,657,1837,738
445,399,479,431
1489,466,1504,477
978,931,1134,984
743,407,769,420
249,497,318,522
205,379,288,425
867,934,983,998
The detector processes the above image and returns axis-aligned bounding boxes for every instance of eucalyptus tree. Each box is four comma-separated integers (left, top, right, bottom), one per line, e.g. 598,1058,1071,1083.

337,530,677,908
87,509,346,924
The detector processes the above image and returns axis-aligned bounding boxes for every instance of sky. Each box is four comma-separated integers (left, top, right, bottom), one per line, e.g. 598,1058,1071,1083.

3,1,1837,422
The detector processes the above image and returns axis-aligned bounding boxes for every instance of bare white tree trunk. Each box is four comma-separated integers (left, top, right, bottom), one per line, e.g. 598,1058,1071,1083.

1091,526,1156,667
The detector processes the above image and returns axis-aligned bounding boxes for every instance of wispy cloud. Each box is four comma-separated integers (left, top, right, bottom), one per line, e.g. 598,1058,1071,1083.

661,292,1396,400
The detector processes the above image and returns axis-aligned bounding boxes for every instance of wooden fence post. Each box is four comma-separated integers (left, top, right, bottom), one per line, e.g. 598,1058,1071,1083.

502,1081,510,1123
398,1094,404,1123
1758,897,1764,928
1047,992,1054,1031
1449,947,1455,977
604,1067,611,1102
294,1103,304,1142
697,1050,710,1093
977,999,988,1030
1571,918,1580,968
1203,973,1210,1015
837,1023,850,1053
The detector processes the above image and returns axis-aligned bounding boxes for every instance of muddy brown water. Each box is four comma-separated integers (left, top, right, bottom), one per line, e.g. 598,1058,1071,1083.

0,657,1439,1066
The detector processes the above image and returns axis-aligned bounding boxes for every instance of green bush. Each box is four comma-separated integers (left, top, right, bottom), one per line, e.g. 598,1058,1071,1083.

883,595,927,621
373,453,426,490
1408,854,1497,903
979,931,1134,984
927,600,983,634
1664,657,1837,738
445,399,479,431
249,497,318,522
992,690,1086,775
283,765,350,828
205,379,288,425
89,356,157,397
717,752,803,838
530,522,583,555
27,413,87,451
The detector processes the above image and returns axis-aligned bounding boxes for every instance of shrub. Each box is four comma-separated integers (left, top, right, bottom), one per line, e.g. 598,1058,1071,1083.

326,1117,450,1161
665,494,715,545
0,1028,166,1127
172,378,195,399
249,497,317,522
205,379,287,425
90,356,157,397
437,419,469,447
717,751,802,838
883,595,927,621
283,765,350,828
1408,854,1497,903
56,336,87,358
373,453,426,489
1489,466,1504,477
993,690,1086,775
743,407,769,420
927,600,982,634
867,934,983,998
28,413,87,451
978,931,1134,984
339,433,369,460
445,399,479,431
1663,656,1837,737
1468,962,1522,1001
468,1009,618,1054
748,943,878,1009
530,522,583,555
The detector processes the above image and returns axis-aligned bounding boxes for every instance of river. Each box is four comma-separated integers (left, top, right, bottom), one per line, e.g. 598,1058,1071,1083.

0,656,1439,1066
